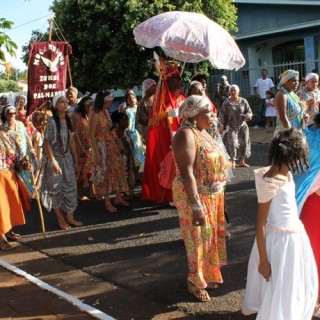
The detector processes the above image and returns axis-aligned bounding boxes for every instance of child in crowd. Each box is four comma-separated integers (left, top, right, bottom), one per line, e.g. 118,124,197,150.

242,128,318,319
264,90,276,128
111,111,136,200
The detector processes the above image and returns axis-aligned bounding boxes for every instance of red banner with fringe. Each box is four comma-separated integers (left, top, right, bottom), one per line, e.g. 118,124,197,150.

27,41,71,115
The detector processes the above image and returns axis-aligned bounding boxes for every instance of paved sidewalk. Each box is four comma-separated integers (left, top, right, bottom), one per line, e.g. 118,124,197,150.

0,265,94,320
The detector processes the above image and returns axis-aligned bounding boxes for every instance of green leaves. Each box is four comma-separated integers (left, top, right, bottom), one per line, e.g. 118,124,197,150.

0,18,17,62
22,0,238,92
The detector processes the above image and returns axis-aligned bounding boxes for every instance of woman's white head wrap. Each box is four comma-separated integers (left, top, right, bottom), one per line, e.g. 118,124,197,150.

142,79,156,98
305,72,319,82
52,94,65,109
277,69,299,89
4,105,16,118
179,95,211,119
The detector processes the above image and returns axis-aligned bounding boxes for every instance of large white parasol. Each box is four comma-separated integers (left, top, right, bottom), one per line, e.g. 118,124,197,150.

133,11,245,70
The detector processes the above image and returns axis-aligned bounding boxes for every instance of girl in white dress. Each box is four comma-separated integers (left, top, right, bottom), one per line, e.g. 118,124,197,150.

242,128,318,320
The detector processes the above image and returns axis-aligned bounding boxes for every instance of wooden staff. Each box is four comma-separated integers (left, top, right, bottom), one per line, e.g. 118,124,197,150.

26,156,46,238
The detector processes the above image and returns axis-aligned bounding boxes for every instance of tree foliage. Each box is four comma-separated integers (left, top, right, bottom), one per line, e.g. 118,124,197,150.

0,79,21,92
27,0,238,92
0,18,18,62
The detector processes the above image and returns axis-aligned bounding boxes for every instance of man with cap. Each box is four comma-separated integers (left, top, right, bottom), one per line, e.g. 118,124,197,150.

216,75,230,110
253,69,274,128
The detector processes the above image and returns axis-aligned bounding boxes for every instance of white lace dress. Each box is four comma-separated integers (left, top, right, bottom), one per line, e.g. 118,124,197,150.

242,167,318,320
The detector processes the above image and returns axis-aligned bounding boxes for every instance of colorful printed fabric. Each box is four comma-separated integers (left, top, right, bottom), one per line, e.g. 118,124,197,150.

76,115,91,181
172,126,227,289
3,120,33,195
90,111,128,198
294,125,320,214
125,105,145,166
274,87,303,136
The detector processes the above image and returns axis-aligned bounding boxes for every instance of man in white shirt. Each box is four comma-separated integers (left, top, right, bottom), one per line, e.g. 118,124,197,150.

253,69,274,128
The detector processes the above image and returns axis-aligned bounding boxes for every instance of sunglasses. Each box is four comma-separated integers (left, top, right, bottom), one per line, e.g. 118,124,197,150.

8,112,16,115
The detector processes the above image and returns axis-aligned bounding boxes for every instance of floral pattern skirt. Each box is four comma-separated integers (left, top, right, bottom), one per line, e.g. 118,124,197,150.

173,180,227,289
90,140,129,198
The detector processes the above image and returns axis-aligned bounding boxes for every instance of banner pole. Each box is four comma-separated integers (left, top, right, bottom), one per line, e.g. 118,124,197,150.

48,18,52,41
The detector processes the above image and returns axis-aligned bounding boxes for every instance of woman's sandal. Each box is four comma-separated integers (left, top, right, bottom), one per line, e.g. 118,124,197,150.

105,201,118,213
0,239,13,251
6,231,21,241
187,281,211,302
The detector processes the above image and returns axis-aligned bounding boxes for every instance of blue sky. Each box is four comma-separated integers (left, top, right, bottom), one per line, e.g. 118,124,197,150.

2,0,54,70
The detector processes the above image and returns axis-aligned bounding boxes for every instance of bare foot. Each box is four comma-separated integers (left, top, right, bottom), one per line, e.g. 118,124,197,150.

114,197,129,207
6,231,21,241
0,239,13,251
66,214,83,227
105,201,118,213
57,218,71,230
238,162,250,168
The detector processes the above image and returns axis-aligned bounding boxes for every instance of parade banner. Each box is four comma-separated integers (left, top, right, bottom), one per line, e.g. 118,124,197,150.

27,41,71,115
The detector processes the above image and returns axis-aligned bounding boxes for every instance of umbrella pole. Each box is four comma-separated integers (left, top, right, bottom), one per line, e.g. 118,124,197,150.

27,157,46,238
180,61,186,77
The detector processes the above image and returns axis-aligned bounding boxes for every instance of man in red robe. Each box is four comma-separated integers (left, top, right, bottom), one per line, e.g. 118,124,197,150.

142,58,186,203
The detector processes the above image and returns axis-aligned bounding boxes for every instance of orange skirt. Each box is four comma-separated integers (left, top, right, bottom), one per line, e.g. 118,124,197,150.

0,169,29,234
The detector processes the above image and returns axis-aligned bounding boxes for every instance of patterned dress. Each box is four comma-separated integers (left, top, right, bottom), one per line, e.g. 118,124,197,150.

124,105,145,167
4,120,34,195
0,131,29,235
76,114,91,182
219,97,252,161
40,118,77,213
172,125,228,289
90,111,128,197
274,87,304,136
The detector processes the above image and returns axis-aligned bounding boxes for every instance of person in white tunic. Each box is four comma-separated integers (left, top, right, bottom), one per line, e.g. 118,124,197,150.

242,128,318,320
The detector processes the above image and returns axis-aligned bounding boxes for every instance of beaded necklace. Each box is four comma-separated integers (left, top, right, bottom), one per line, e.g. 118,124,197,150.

57,121,70,155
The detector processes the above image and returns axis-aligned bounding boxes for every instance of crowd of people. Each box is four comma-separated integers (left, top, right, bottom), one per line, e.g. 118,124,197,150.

1,62,320,319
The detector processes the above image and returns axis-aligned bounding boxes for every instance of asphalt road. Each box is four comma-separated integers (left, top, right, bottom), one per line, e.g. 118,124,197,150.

8,141,270,320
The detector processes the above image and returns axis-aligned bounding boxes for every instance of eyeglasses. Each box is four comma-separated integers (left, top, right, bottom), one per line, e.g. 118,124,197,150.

8,112,16,115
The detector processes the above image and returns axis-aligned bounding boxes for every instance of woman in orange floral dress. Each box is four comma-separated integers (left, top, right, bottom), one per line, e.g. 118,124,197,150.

172,95,229,302
89,90,129,213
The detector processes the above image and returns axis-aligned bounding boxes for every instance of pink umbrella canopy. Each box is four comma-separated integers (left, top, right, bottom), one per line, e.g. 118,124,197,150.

133,11,245,70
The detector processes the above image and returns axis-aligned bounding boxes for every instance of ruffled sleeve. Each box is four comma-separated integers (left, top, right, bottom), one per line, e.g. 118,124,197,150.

254,167,279,203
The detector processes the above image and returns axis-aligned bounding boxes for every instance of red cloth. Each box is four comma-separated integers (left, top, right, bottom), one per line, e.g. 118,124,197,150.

142,89,185,203
300,192,320,296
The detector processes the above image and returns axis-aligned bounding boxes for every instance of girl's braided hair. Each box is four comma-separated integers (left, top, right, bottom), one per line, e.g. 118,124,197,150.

268,128,309,174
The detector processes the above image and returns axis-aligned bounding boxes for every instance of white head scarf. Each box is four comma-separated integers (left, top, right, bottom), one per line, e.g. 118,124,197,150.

52,94,65,109
179,95,211,119
142,79,156,98
4,105,16,118
305,72,319,82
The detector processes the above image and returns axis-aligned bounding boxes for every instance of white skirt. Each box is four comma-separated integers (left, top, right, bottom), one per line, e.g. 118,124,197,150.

242,227,318,320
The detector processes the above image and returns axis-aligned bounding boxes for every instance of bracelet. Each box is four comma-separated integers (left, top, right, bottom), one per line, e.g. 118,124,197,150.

188,193,200,205
191,202,204,212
